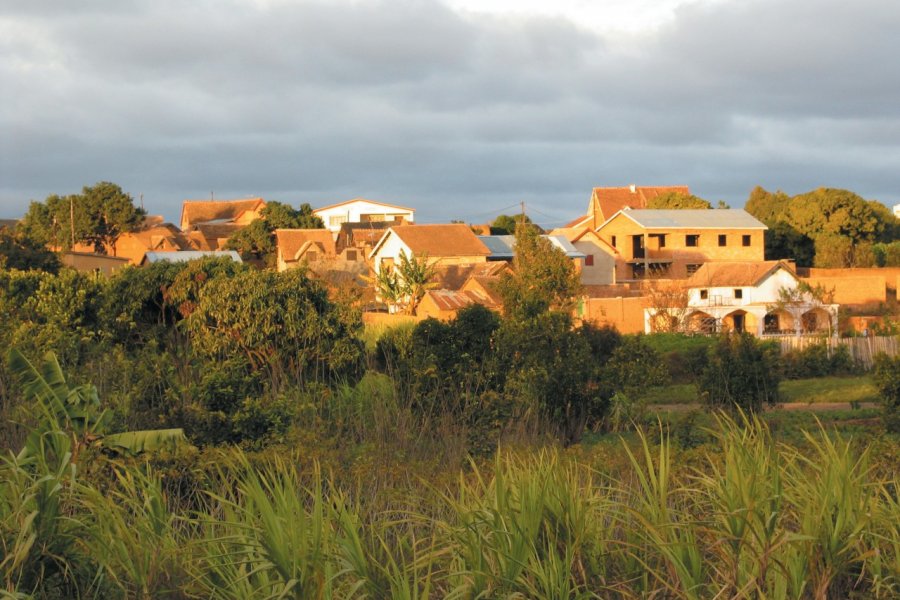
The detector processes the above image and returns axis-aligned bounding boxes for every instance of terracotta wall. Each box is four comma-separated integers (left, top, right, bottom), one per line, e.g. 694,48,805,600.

802,275,887,306
581,296,648,333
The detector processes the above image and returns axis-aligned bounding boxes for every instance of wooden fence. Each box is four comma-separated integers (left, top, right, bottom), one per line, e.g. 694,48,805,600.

767,335,899,368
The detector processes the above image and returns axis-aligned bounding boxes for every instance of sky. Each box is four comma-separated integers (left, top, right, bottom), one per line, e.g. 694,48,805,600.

2,0,900,228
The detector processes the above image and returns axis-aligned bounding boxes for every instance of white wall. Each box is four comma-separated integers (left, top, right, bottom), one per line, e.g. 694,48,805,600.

370,231,412,275
574,238,615,285
688,268,799,307
315,200,415,233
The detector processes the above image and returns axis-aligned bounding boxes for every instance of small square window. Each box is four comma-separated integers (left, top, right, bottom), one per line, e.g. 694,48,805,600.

742,234,751,246
700,289,709,300
585,254,594,266
686,234,699,247
345,249,358,261
734,289,743,299
718,234,727,246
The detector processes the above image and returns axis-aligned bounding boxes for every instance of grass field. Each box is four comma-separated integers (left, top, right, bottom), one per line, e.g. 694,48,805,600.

641,375,878,406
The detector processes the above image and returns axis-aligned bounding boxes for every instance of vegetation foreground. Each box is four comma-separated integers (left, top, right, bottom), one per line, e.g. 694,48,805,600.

3,366,900,599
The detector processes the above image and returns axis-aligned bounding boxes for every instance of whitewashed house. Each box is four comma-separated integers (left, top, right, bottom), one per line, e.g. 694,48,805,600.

369,224,491,275
314,198,415,234
643,261,839,336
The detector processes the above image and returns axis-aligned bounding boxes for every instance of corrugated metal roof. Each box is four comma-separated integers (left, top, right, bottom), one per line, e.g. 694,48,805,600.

477,235,587,259
143,251,243,263
619,209,767,230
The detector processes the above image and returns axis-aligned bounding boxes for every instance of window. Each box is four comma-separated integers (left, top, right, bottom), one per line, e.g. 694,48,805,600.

718,234,727,247
585,254,594,266
700,289,709,300
329,215,347,227
611,235,617,248
742,234,752,247
686,234,700,247
345,249,358,261
734,288,743,299
649,233,666,248
686,263,701,276
306,251,319,262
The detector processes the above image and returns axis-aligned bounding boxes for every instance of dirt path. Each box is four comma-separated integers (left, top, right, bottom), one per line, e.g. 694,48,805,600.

649,402,880,413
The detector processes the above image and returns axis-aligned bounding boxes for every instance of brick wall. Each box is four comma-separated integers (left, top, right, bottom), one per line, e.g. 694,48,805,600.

582,296,648,333
802,274,887,306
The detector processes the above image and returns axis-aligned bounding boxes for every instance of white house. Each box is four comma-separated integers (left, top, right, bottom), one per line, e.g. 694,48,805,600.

643,261,839,336
314,198,415,234
894,203,900,218
369,224,491,275
548,226,617,285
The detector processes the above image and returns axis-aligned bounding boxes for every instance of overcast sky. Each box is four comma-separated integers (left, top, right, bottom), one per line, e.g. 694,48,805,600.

2,0,899,228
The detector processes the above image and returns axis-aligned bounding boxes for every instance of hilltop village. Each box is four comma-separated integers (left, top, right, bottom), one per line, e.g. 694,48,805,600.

12,184,898,338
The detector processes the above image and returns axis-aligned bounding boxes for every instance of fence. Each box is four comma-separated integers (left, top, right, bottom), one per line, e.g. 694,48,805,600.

768,335,899,368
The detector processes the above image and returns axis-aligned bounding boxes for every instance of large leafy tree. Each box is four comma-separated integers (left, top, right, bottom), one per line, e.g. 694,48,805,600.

19,182,145,254
0,228,60,272
646,192,712,209
224,201,323,264
497,223,582,321
490,214,533,235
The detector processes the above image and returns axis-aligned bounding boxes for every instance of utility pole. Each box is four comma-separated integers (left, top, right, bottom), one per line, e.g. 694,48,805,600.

140,193,144,211
520,200,526,230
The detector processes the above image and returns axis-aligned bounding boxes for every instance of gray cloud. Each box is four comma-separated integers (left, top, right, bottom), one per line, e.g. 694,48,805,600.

2,0,899,227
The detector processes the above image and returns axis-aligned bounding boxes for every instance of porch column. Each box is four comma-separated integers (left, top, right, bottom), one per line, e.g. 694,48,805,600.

792,308,803,336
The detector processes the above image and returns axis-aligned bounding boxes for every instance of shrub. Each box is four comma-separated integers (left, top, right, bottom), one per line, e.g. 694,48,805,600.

872,353,900,432
699,334,781,413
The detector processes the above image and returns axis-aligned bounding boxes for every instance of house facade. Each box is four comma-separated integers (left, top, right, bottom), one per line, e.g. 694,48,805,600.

314,198,415,234
549,227,616,285
369,224,490,275
179,198,266,251
595,208,767,281
643,261,838,336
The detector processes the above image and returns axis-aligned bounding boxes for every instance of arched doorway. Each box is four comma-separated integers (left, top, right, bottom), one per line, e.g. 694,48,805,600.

722,310,756,334
685,310,716,334
764,309,794,334
802,307,832,333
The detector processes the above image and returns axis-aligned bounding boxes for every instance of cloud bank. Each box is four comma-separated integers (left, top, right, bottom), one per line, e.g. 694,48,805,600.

2,0,899,226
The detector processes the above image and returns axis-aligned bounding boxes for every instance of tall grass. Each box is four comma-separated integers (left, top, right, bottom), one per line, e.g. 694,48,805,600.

2,413,898,598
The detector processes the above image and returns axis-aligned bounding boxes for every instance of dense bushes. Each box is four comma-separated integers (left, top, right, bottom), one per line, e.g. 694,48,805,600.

780,342,860,379
699,334,781,412
873,352,900,432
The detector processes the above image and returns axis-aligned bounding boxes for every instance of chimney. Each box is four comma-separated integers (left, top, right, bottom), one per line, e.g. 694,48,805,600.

629,184,636,193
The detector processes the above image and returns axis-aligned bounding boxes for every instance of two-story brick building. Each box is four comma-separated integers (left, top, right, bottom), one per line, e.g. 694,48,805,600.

595,208,767,281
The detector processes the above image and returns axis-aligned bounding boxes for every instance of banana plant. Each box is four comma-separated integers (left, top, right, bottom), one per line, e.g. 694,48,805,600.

8,349,188,460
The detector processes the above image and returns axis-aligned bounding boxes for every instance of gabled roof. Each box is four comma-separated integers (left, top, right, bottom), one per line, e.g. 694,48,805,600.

275,229,336,262
126,223,192,249
432,261,509,290
477,235,587,259
423,289,496,312
601,209,767,231
549,226,618,254
180,198,265,229
589,185,690,224
686,261,796,288
370,224,490,259
142,250,243,264
314,197,415,213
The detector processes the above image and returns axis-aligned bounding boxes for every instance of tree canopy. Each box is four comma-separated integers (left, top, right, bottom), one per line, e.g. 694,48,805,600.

0,227,60,272
745,186,900,267
497,223,582,321
646,192,712,210
224,201,323,264
19,182,145,254
490,214,533,235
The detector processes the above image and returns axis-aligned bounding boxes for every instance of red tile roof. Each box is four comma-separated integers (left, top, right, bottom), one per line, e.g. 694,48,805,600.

423,289,495,312
180,198,265,230
686,261,795,288
588,186,691,227
378,224,491,258
275,229,336,262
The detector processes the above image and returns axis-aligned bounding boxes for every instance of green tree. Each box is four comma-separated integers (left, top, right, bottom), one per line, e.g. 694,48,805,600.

490,214,533,235
699,334,781,413
745,186,791,224
0,228,60,272
19,182,145,254
764,221,815,266
497,224,582,321
646,192,712,209
224,201,324,265
872,353,900,432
